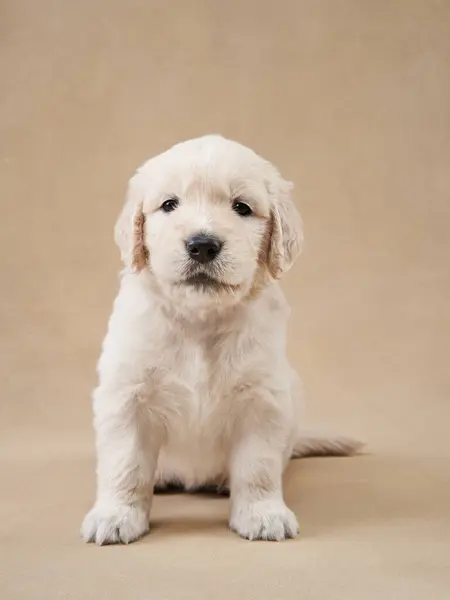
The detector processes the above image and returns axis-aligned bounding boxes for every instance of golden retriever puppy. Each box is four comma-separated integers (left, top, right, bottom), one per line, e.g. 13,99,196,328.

81,135,360,545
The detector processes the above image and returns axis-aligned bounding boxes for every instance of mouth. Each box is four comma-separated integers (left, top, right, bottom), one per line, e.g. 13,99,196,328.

179,266,241,293
183,272,223,289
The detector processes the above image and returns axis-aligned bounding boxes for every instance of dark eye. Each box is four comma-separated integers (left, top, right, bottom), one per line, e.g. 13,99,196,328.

232,201,252,217
161,197,179,213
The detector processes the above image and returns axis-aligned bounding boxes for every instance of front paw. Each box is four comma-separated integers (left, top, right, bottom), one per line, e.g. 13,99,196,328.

81,501,149,545
230,499,299,541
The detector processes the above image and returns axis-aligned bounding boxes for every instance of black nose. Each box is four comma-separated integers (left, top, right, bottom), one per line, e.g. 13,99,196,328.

186,234,222,263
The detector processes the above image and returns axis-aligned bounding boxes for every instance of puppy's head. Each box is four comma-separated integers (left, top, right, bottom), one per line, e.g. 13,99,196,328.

115,135,303,309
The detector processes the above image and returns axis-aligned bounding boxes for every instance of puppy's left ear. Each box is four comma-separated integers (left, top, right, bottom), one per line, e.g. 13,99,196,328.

266,169,304,279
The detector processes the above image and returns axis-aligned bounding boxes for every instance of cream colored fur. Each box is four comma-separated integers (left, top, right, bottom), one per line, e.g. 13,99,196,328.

81,135,361,545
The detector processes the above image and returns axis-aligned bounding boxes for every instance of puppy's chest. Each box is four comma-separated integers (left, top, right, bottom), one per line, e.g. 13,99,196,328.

156,335,239,419
178,340,234,393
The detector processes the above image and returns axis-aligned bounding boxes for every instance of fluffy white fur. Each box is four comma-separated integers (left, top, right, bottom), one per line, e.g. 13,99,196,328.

81,135,361,545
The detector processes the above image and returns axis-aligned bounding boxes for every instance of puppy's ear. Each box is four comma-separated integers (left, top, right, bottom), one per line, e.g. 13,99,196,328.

114,179,148,272
266,170,304,279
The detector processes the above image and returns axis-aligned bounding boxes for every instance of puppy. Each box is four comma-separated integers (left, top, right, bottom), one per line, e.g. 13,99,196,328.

81,135,361,545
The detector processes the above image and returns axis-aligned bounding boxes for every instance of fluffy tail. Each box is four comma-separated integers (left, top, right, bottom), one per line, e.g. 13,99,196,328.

292,429,364,458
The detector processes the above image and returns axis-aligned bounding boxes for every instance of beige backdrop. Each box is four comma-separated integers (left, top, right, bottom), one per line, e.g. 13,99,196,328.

1,1,449,598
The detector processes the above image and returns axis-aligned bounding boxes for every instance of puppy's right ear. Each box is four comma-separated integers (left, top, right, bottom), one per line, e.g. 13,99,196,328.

114,179,148,272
